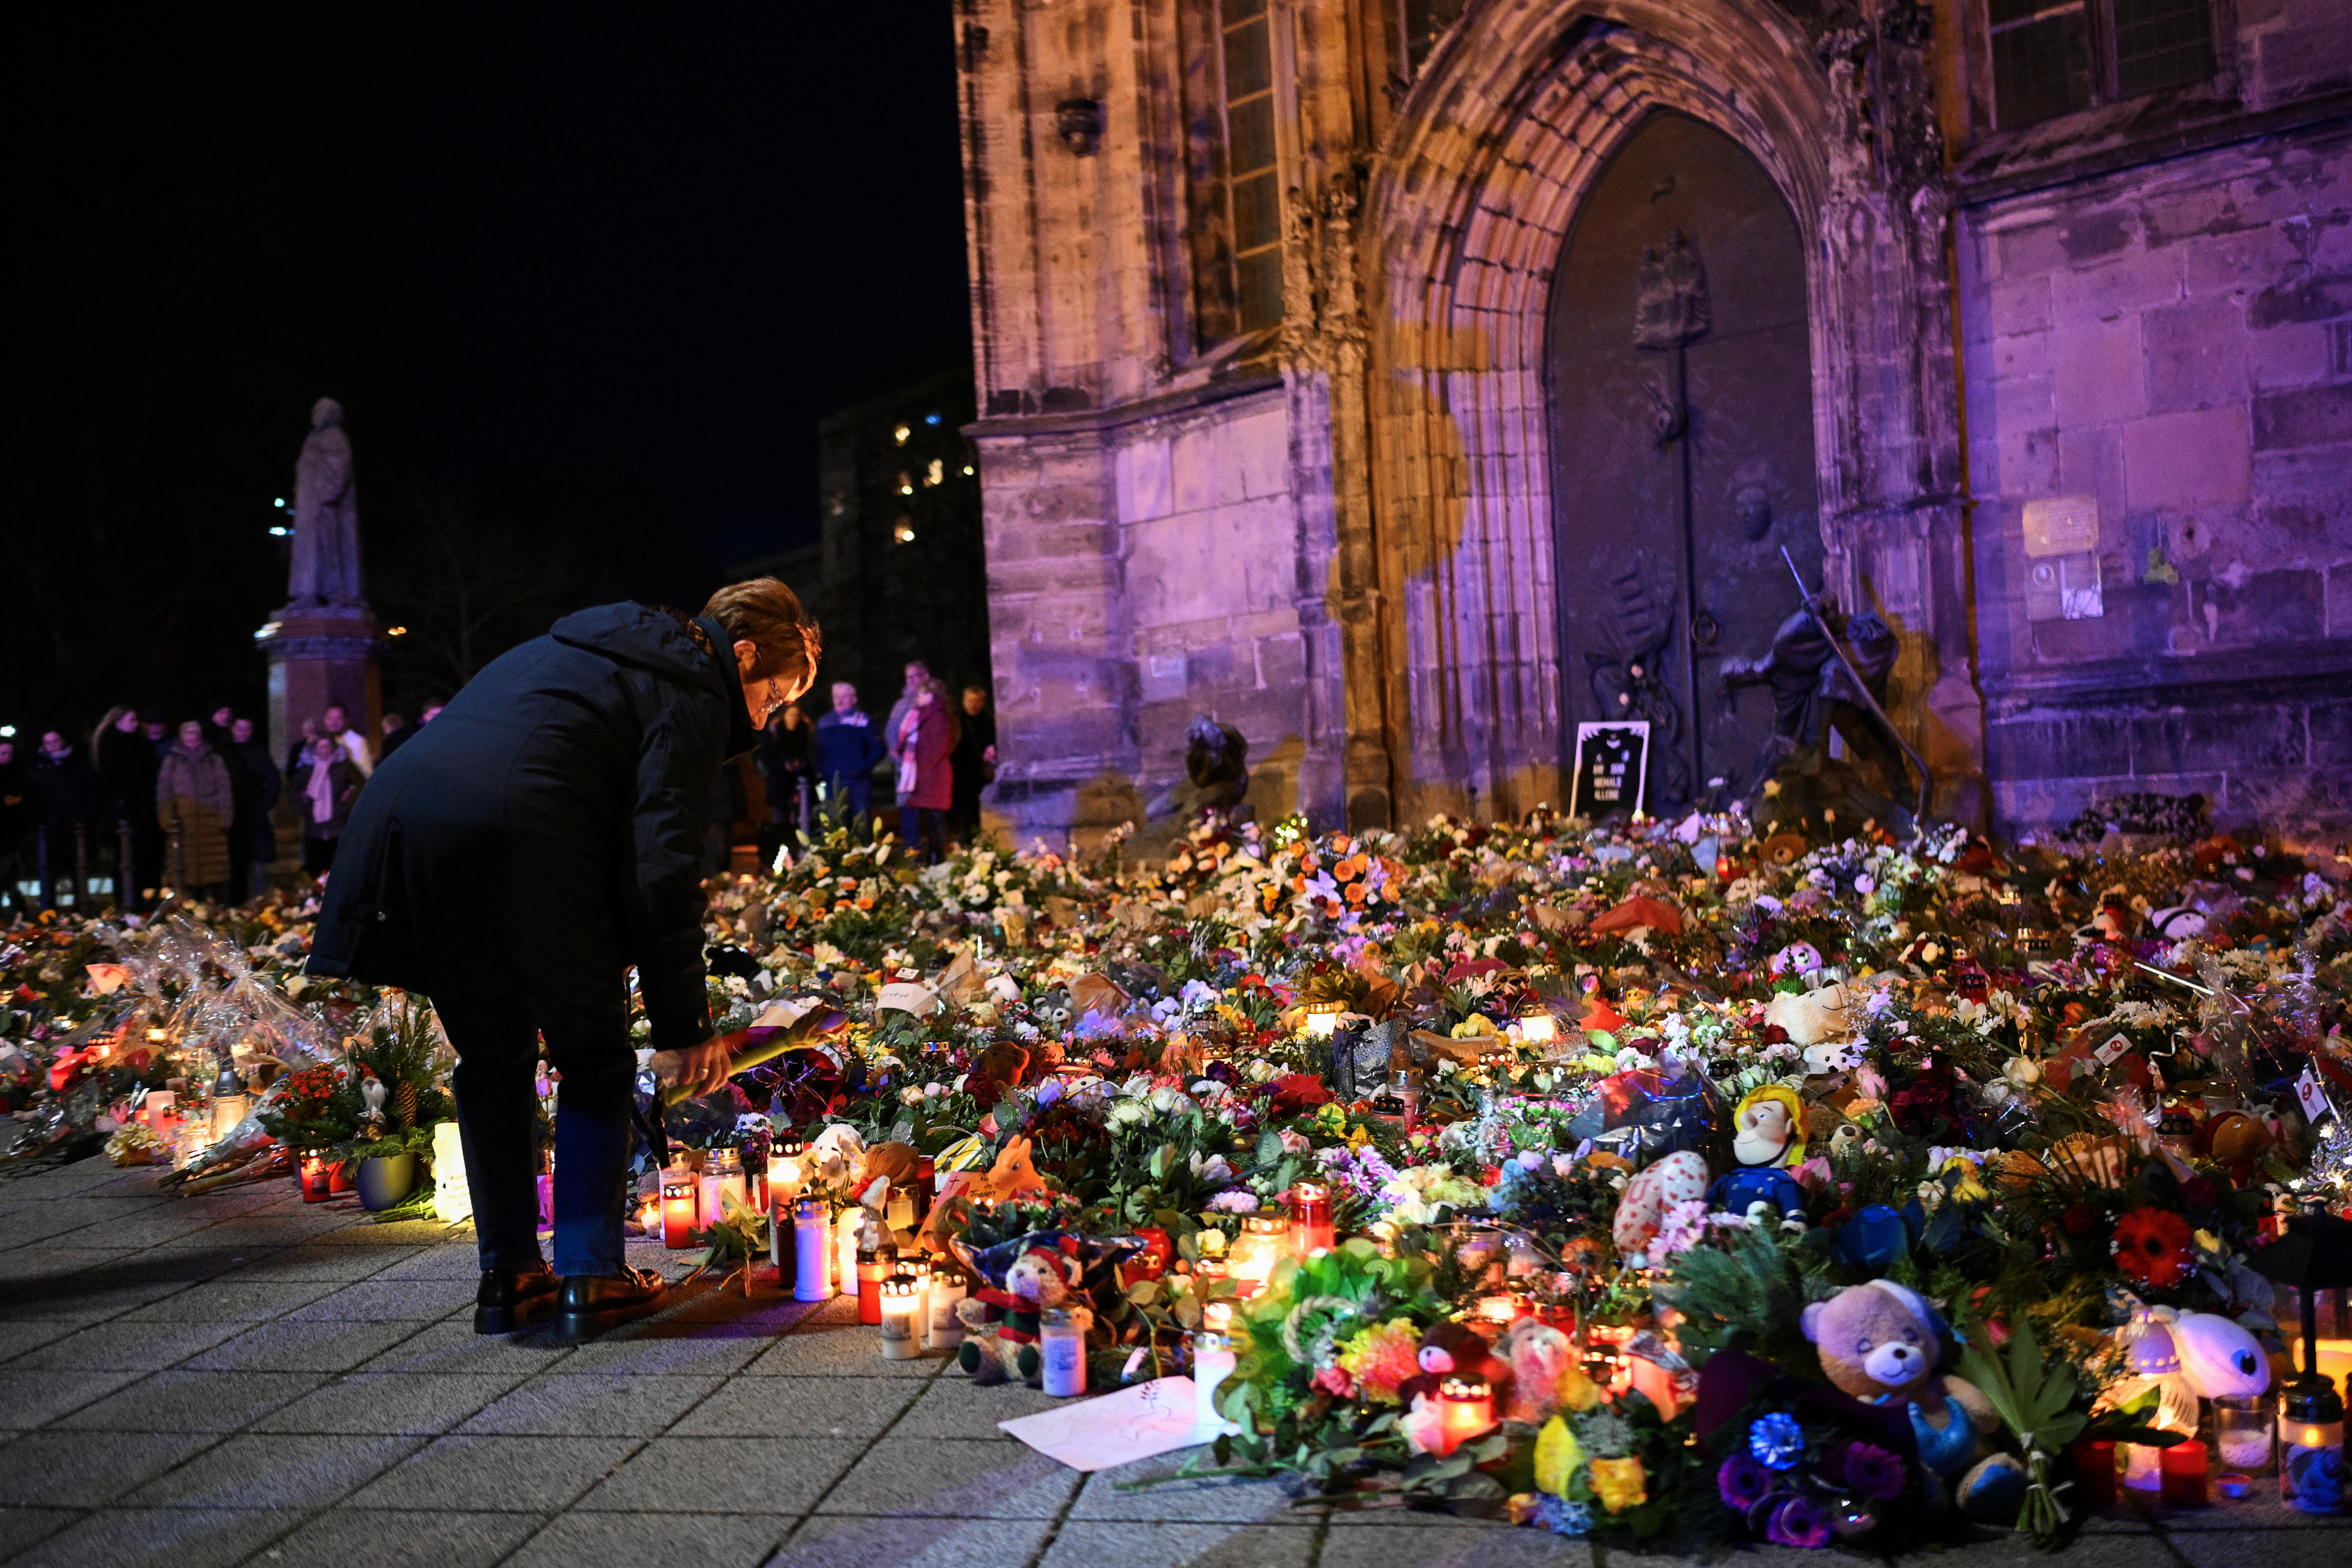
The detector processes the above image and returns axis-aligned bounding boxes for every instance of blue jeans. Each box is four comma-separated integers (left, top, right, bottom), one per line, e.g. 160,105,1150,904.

433,987,634,1278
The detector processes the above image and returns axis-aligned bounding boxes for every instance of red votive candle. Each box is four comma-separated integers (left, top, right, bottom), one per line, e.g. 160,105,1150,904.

2071,1439,2118,1506
2160,1439,2208,1508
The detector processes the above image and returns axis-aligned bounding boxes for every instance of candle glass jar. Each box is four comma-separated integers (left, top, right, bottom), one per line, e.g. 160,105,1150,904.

2123,1442,2164,1491
1039,1307,1086,1397
928,1267,968,1350
2160,1439,2209,1508
2279,1378,2345,1513
905,1257,934,1347
1191,1328,1235,1432
878,1276,922,1360
1231,1216,1288,1295
2212,1394,2273,1475
856,1227,897,1326
1438,1377,1495,1456
701,1146,746,1225
2070,1438,2119,1506
661,1167,699,1249
792,1198,831,1302
1287,1182,1336,1256
835,1213,860,1299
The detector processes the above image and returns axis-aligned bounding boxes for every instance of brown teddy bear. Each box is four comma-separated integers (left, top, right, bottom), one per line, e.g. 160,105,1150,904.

1395,1320,1515,1410
1801,1280,2025,1520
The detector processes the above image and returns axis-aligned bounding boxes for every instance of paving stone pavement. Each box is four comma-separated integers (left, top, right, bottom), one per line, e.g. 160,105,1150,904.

0,1155,2345,1568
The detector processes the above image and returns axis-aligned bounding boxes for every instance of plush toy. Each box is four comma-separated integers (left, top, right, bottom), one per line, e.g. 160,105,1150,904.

917,1135,1049,1253
1706,1084,1808,1229
1396,1320,1514,1411
1801,1279,2025,1519
2173,1310,2270,1399
953,1242,1087,1385
1501,1317,1576,1424
1611,1149,1710,1262
949,1227,1145,1386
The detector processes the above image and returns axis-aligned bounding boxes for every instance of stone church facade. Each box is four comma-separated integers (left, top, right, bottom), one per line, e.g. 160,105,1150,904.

953,0,2352,846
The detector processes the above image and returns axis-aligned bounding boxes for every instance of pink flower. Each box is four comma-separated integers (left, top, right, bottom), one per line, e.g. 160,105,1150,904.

1399,1391,1448,1455
1311,1364,1358,1399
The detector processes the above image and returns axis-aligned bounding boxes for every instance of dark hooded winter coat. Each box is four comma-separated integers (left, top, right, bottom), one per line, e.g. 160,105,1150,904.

305,603,756,1051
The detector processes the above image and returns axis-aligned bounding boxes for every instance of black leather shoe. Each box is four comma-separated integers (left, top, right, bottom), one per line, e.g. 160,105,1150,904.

553,1266,667,1340
473,1265,559,1335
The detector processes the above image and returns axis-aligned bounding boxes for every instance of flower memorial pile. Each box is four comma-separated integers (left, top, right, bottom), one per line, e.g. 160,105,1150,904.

2,806,2351,1548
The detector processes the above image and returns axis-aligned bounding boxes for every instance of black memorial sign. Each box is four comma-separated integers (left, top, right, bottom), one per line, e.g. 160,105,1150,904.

1570,721,1650,819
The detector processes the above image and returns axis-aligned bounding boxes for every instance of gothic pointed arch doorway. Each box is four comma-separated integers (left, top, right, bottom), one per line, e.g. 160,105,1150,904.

1547,111,1820,813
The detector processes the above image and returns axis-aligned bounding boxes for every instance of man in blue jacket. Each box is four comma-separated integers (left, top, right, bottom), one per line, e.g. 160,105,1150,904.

811,681,884,829
307,580,818,1338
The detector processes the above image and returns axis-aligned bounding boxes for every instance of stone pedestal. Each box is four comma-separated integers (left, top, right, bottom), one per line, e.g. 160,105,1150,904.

259,605,382,772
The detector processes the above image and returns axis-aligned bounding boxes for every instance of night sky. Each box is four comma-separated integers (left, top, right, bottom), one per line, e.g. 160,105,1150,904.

2,3,969,733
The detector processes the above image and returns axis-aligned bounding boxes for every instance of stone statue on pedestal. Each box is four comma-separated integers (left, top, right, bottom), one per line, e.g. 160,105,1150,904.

261,398,380,815
288,398,364,608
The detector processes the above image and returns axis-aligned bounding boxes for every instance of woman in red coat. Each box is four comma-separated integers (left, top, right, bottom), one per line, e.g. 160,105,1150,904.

894,677,956,863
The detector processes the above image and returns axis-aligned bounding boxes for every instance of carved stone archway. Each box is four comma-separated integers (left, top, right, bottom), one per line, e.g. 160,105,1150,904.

1352,0,1975,825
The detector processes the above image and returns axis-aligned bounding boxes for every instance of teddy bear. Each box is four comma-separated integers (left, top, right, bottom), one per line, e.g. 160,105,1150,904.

948,1228,1145,1386
953,1242,1088,1386
1396,1320,1516,1411
1500,1317,1576,1424
1801,1279,2025,1520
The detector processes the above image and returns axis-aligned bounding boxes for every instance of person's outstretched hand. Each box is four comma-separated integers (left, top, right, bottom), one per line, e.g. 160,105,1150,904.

651,1037,734,1099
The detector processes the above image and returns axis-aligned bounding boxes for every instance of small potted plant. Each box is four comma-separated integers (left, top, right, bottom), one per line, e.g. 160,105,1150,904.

342,994,455,1211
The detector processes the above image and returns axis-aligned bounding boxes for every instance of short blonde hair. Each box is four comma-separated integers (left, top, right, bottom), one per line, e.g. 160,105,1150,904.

703,577,822,688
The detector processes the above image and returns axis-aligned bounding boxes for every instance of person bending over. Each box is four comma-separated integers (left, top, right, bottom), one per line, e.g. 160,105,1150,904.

307,580,818,1338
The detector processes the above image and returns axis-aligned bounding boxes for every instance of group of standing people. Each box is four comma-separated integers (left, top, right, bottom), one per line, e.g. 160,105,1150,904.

0,699,444,913
754,660,995,865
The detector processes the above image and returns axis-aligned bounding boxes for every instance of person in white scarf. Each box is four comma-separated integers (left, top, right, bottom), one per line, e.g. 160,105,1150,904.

297,735,358,874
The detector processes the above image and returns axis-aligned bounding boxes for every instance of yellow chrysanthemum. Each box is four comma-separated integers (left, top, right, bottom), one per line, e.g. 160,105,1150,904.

1554,1364,1603,1413
1533,1416,1585,1497
1590,1455,1647,1513
1335,1319,1423,1404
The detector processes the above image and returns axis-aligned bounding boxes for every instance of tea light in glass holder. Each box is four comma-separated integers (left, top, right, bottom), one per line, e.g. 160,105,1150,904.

2212,1394,2273,1473
2279,1378,2345,1513
2070,1438,2118,1506
927,1267,967,1350
1231,1216,1288,1295
905,1256,934,1344
1437,1378,1494,1455
1518,1009,1557,1047
2122,1442,2164,1491
1302,1001,1343,1039
2159,1438,2208,1508
877,1276,922,1359
1039,1307,1086,1396
1192,1300,1236,1433
792,1198,832,1302
661,1166,699,1249
1287,1182,1335,1256
836,1212,860,1300
298,1152,332,1204
767,1138,805,1275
